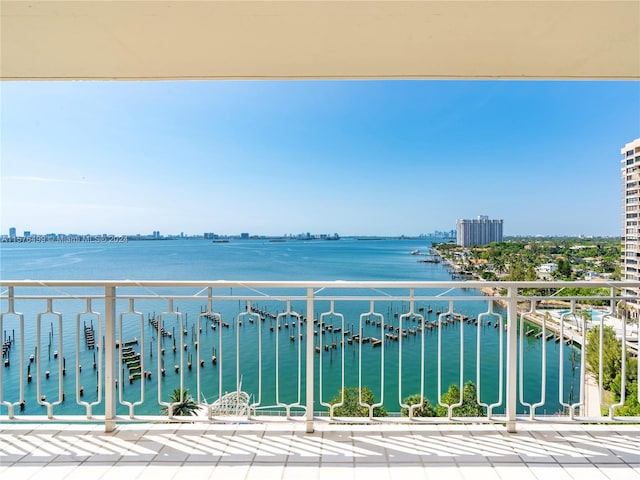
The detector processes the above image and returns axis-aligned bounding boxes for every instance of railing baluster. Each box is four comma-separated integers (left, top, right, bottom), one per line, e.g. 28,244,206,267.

399,292,425,419
0,286,24,419
357,302,384,419
76,298,102,419
610,287,627,418
104,285,116,432
477,301,503,418
578,313,587,417
506,287,518,433
118,299,145,418
305,287,314,433
36,299,64,419
319,300,345,418
519,301,545,420
438,300,460,420
275,300,302,418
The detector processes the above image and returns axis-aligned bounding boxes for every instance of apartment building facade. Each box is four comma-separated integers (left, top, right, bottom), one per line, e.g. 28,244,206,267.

456,215,503,247
622,138,640,314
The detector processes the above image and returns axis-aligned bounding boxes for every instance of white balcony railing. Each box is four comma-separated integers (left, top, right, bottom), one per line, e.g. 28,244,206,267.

1,280,638,432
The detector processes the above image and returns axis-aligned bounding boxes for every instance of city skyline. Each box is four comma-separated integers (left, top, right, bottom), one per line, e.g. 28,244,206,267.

1,80,639,237
1,227,454,240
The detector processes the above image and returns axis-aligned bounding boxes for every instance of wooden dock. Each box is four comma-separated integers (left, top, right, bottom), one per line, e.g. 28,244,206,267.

521,312,585,347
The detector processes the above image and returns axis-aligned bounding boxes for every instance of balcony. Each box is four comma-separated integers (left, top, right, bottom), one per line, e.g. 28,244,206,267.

3,0,639,476
1,279,639,478
1,280,638,423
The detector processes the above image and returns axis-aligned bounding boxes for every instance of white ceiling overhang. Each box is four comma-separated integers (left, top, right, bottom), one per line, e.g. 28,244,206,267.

1,0,639,80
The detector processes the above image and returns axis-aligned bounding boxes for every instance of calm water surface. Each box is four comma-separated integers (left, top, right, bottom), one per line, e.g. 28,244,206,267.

0,239,580,416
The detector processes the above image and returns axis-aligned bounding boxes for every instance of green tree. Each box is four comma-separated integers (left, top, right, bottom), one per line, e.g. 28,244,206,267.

586,326,622,391
507,260,526,281
615,375,640,416
491,255,505,275
401,394,437,417
481,270,498,281
586,326,640,415
160,388,199,416
328,386,387,417
557,258,572,279
435,381,485,417
525,264,538,281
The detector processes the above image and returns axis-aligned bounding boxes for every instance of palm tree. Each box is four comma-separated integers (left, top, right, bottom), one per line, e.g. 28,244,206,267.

492,256,505,276
160,388,199,416
617,300,627,321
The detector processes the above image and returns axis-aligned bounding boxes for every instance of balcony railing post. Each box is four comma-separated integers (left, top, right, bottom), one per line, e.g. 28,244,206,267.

506,286,518,433
104,285,116,432
305,287,314,433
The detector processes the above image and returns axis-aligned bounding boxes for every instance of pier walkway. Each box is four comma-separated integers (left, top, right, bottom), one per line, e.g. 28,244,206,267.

1,422,639,480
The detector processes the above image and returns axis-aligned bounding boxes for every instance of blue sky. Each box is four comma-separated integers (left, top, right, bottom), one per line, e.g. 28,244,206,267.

1,80,638,237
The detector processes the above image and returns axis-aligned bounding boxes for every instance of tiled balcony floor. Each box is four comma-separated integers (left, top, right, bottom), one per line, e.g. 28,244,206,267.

1,422,639,480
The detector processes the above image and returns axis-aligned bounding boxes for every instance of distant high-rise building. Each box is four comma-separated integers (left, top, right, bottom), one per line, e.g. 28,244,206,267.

456,215,503,247
9,227,16,239
621,138,640,315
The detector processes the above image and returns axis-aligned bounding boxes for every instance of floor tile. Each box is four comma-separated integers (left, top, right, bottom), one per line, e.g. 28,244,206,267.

564,465,614,480
27,463,78,480
173,464,220,480
599,465,640,480
282,465,320,480
0,423,638,480
388,465,427,480
209,464,251,480
528,464,574,480
2,465,46,480
493,465,538,480
458,465,503,480
60,463,117,480
353,465,392,480
102,465,148,480
244,464,285,480
133,464,182,480
422,465,464,480
318,465,356,480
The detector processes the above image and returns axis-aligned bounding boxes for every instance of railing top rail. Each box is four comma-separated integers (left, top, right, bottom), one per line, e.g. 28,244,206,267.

1,280,639,289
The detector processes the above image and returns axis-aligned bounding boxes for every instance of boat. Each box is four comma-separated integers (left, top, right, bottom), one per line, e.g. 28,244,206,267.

418,257,441,263
410,250,420,255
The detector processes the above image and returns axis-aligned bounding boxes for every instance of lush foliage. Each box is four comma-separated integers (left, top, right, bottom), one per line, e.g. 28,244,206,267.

614,380,640,416
586,326,640,415
402,381,485,418
401,394,437,417
586,326,622,390
328,386,388,417
160,388,199,416
435,381,485,417
433,237,622,292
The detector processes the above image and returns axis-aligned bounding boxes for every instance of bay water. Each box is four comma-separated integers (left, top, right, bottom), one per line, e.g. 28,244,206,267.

0,238,580,416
